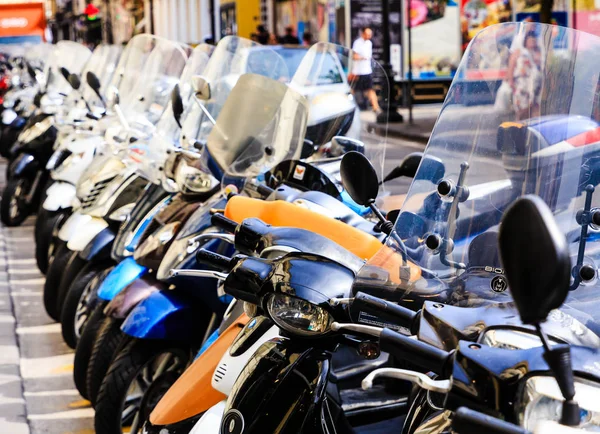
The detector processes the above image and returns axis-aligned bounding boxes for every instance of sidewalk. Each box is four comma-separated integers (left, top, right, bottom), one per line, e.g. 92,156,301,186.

360,105,441,144
0,162,93,434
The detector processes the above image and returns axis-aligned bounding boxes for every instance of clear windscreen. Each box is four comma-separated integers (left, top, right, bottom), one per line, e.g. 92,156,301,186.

45,41,92,95
133,44,213,183
289,42,388,199
124,38,189,126
360,22,600,337
179,37,289,153
23,43,53,70
81,45,122,109
209,73,309,186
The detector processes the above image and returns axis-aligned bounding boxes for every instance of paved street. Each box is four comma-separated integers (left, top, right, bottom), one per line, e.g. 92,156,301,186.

0,133,425,434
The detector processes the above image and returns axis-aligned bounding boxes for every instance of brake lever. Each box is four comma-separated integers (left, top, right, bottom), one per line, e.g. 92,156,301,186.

187,233,235,252
168,269,228,280
362,368,451,393
331,322,383,337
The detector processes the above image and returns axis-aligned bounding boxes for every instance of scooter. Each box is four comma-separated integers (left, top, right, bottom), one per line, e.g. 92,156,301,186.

57,44,212,353
42,36,190,322
0,42,93,226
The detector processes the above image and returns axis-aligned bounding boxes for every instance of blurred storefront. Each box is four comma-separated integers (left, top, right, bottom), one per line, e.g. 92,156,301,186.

0,0,48,43
219,0,261,39
151,0,212,44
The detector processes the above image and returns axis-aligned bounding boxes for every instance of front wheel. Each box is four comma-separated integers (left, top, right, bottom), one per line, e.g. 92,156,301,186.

94,339,190,434
35,208,68,274
1,177,32,226
60,264,110,349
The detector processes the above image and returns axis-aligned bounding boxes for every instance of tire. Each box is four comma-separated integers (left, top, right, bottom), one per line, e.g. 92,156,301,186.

35,208,67,274
0,177,32,226
43,243,73,321
87,317,126,406
60,263,109,349
55,252,87,322
73,301,107,400
94,339,190,434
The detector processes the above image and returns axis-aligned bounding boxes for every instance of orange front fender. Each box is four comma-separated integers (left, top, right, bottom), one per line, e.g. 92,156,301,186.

149,314,249,425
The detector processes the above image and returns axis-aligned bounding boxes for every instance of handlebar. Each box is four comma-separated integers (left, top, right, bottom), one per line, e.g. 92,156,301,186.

211,213,238,234
195,248,235,272
352,292,420,334
452,407,528,434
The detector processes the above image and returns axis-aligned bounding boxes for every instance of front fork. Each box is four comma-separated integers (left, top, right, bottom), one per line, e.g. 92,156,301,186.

24,170,44,204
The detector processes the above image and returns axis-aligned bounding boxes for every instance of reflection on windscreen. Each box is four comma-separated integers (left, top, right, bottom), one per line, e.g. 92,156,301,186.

247,47,344,85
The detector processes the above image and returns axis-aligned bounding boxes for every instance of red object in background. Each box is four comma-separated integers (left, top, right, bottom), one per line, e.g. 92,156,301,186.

85,4,100,20
0,2,46,40
0,76,9,90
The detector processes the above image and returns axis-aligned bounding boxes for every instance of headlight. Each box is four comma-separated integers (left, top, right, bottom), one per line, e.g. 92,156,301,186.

108,203,135,222
518,376,600,431
18,116,53,142
266,293,333,337
134,221,181,260
174,159,217,194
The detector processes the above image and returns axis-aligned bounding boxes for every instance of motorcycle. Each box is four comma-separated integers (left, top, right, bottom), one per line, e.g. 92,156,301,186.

56,43,212,353
166,22,600,434
41,36,190,322
35,44,123,273
0,41,92,226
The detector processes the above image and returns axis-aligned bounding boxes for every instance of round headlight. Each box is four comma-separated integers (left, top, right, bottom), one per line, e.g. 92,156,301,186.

266,293,332,337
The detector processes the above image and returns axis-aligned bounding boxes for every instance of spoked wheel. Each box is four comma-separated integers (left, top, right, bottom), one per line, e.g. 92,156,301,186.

1,177,32,226
94,339,190,434
60,265,110,349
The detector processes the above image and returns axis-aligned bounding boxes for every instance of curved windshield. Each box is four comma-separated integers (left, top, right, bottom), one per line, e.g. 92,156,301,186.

180,37,289,149
125,39,189,125
81,45,122,110
45,41,92,95
360,22,600,336
132,44,213,182
289,42,389,197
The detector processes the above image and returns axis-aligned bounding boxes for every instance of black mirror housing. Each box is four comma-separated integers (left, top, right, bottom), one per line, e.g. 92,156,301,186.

340,151,379,206
59,67,70,81
171,84,184,126
499,195,571,324
68,73,81,90
86,71,102,94
383,152,423,183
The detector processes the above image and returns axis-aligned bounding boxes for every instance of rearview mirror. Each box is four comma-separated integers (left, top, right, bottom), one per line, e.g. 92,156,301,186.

300,138,317,159
340,151,379,206
59,67,70,81
86,71,102,95
68,73,81,90
382,152,422,183
499,195,571,324
331,136,365,156
192,75,211,100
171,84,184,128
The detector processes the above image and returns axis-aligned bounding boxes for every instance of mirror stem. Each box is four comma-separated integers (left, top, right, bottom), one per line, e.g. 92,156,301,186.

535,324,580,426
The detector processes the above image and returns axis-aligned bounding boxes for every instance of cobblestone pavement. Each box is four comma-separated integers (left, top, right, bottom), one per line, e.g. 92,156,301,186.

0,163,93,434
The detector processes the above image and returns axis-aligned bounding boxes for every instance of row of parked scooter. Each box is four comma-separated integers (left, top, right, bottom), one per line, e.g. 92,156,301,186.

1,20,599,434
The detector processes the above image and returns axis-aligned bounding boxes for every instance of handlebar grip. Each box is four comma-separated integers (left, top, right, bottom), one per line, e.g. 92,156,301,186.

211,213,238,234
196,248,233,272
353,292,419,334
256,184,274,198
379,328,451,376
452,407,529,434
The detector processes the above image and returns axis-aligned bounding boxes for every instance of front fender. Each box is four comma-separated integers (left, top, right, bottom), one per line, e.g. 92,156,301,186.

78,226,115,260
58,211,92,242
9,152,37,177
222,338,331,434
65,216,108,252
121,289,210,341
104,275,164,319
43,182,76,212
97,257,148,302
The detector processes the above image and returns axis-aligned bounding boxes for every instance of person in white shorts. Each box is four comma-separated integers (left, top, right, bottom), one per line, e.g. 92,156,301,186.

351,27,381,114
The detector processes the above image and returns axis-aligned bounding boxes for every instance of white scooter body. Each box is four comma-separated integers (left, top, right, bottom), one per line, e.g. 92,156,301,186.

189,322,280,434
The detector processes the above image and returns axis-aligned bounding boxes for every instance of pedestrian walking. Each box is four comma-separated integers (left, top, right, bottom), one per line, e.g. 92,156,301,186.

256,25,270,45
302,32,313,46
351,27,381,114
281,26,300,45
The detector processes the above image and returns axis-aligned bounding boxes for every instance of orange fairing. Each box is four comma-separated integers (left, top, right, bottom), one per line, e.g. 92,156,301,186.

224,196,421,281
225,196,382,260
149,314,249,425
